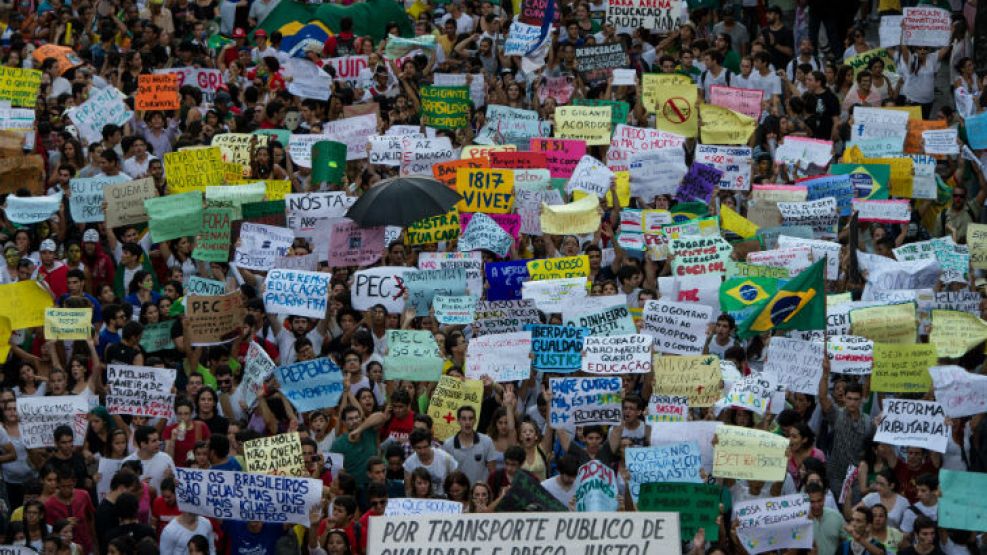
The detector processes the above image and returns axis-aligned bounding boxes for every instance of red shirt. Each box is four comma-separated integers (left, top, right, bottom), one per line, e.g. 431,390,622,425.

163,420,211,467
151,496,181,536
45,490,95,554
895,459,938,503
379,411,415,446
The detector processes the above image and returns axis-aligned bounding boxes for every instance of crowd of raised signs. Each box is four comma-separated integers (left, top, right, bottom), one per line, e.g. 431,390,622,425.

3,0,987,552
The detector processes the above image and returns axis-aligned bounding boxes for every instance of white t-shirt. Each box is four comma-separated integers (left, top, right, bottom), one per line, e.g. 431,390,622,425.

902,55,940,104
122,451,176,491
403,448,459,495
751,70,783,98
899,500,937,533
541,476,576,508
159,517,216,555
861,492,910,529
440,12,476,35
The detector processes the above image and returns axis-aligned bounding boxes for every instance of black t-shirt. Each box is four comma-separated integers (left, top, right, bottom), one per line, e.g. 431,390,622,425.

198,413,230,435
104,522,156,551
765,26,794,71
104,343,142,365
805,89,840,140
94,500,120,554
50,453,89,489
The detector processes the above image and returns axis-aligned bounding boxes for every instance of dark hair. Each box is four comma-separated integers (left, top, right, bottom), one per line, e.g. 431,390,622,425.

408,428,432,447
504,445,526,464
134,425,157,446
915,473,939,490
187,535,211,553
110,468,139,490
116,492,140,519
804,482,825,496
557,454,580,477
457,405,476,419
912,515,937,535
121,321,143,341
53,424,74,443
333,494,358,516
208,433,230,459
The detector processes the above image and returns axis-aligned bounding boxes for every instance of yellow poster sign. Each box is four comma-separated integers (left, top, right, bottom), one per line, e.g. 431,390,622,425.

527,255,590,281
699,104,756,145
43,308,92,340
968,223,987,269
264,180,292,201
930,310,987,358
720,205,759,240
712,425,788,481
212,133,269,176
652,354,722,407
0,67,42,108
850,303,916,343
0,316,10,361
554,106,611,146
428,376,483,440
406,210,460,245
641,73,694,114
461,144,516,160
456,168,515,214
871,342,935,393
540,195,601,235
655,83,698,138
163,147,225,193
841,147,914,198
0,281,53,330
242,432,305,476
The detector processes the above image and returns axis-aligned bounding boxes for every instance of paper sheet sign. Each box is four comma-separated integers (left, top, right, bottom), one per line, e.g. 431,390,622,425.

243,432,305,476
44,308,92,340
713,425,788,481
136,73,180,110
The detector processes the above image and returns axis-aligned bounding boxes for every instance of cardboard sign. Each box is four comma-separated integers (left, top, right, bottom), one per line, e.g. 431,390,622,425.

851,302,917,343
642,300,712,355
670,235,732,277
174,467,321,525
652,354,721,407
939,470,987,533
44,308,92,340
549,376,622,428
575,43,629,73
646,394,689,423
554,105,611,145
0,67,42,107
104,178,157,227
384,498,464,516
433,295,477,326
406,210,460,245
233,223,294,271
420,85,471,129
275,358,344,412
930,309,987,358
432,158,489,188
240,342,275,409
243,432,305,476
564,304,637,336
763,337,825,394
903,6,951,46
777,197,838,237
733,494,813,555
722,373,775,415
530,137,586,178
262,269,330,319
638,483,722,542
606,0,681,32
540,194,601,235
136,73,180,110
713,425,788,481
69,175,125,223
709,85,763,120
428,376,483,440
384,330,444,382
485,260,530,301
456,168,514,214
581,334,652,374
465,331,533,382
852,198,911,223
626,443,703,499
0,281,54,330
16,396,88,448
695,145,752,191
521,277,589,313
66,87,132,143
186,292,245,346
105,365,176,418
328,219,384,267
874,399,948,453
458,212,513,256
400,136,457,177
5,191,63,224
403,267,467,317
827,335,874,375
140,320,175,353
162,147,224,193
419,252,483,297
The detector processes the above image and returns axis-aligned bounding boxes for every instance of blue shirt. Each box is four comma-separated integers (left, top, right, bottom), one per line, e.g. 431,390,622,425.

97,328,121,358
56,292,102,324
222,521,284,555
211,457,242,472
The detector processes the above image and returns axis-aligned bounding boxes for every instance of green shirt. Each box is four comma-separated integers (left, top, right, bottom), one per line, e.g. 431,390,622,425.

813,508,846,555
330,429,379,488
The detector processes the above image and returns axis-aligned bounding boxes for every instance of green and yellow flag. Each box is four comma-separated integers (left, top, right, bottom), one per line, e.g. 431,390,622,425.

720,277,779,323
736,259,825,338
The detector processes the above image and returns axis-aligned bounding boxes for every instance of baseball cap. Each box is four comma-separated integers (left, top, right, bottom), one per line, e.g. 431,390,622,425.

255,29,267,38
40,239,57,252
232,28,247,39
83,229,99,242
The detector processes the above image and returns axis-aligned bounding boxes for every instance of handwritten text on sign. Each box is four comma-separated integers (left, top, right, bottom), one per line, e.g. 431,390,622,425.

274,358,344,412
262,269,331,320
106,365,176,419
550,376,622,428
174,467,322,525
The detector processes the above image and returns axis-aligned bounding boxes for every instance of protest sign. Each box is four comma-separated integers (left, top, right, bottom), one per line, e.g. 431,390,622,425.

775,136,834,168
144,192,203,243
860,258,939,300
97,459,125,502
262,269,330,319
432,158,489,189
384,330,444,382
903,6,951,46
722,373,775,415
69,175,124,223
851,107,910,141
428,376,484,440
367,513,680,554
968,223,987,269
477,105,551,145
574,99,630,130
851,303,917,343
567,155,614,198
186,292,244,346
350,267,407,313
629,151,688,200
929,365,987,418
233,223,294,271
939,470,987,533
827,335,874,375
642,300,713,355
466,331,533,382
539,76,575,105
607,0,680,31
522,277,589,313
0,67,42,107
156,67,223,103
575,43,628,73
400,136,457,177
322,114,377,161
174,467,321,525
384,498,464,516
777,197,838,237
669,235,732,277
852,198,911,224
527,255,589,281
455,168,514,214
43,308,91,340
66,87,132,143
530,325,588,372
581,334,652,374
555,105,611,145
871,342,935,393
485,260,529,301
240,342,275,409
874,399,948,453
764,337,825,394
564,304,636,336
776,236,840,280
187,276,226,297
369,135,406,167
162,147,224,193
243,432,304,476
637,483,722,541
652,354,721,407
17,396,88,448
473,299,541,336
747,184,808,228
328,219,384,267
530,137,587,178
205,182,265,220
713,425,788,481
0,281,54,330
625,443,702,493
432,296,477,326
5,191,63,224
653,83,698,137
105,365,176,418
549,376,622,428
966,112,987,149
136,73,179,110
699,103,757,145
504,21,544,56
434,73,485,108
275,358,344,412
540,195,602,235
405,210,459,245
733,494,813,555
403,267,466,317
695,145,752,191
801,174,855,216
192,207,232,263
880,15,904,47
104,178,157,227
709,85,763,120
646,395,689,423
932,290,981,314
420,86,471,129
458,212,513,256
930,309,987,358
140,320,175,353
489,152,548,171
675,163,722,204
574,460,619,512
922,128,959,155
418,252,483,296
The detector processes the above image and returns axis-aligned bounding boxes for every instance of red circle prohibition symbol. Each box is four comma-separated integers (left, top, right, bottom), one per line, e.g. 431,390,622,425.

662,96,692,124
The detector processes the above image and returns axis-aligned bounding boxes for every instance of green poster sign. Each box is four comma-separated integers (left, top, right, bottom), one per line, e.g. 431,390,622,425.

420,85,471,129
638,482,724,541
312,141,347,184
192,207,233,262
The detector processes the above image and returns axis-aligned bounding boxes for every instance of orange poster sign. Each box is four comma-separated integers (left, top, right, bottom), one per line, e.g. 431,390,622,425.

136,74,180,111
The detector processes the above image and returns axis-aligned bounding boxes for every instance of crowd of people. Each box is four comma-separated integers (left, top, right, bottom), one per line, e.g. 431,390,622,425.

0,0,986,552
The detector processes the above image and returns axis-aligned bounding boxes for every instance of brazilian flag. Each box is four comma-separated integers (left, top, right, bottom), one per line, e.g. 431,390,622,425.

736,259,825,339
720,277,778,322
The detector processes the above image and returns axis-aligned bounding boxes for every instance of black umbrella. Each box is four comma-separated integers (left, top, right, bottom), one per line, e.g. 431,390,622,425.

345,176,462,227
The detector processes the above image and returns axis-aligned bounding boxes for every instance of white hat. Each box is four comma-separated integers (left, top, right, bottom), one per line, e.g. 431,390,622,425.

83,229,99,242
40,239,57,252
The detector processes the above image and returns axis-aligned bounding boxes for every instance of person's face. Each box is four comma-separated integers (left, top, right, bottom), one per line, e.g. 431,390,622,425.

25,504,42,525
458,410,475,434
714,320,731,339
327,533,348,555
302,444,319,470
584,432,603,450
199,391,216,414
661,60,675,73
504,458,520,475
808,492,825,516
391,401,409,420
843,391,861,412
412,440,431,458
804,73,817,91
50,371,67,394
519,422,538,445
17,262,34,281
872,508,887,529
43,471,58,492
859,74,872,91
368,462,386,484
916,526,936,547
111,433,127,454
291,317,310,335
344,411,362,431
343,354,360,371
622,402,641,424
740,58,752,75
851,511,868,534
176,404,193,422
57,477,75,498
953,187,968,209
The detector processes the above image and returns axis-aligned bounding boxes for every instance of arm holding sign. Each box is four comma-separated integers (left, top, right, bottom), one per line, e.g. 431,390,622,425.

818,354,834,418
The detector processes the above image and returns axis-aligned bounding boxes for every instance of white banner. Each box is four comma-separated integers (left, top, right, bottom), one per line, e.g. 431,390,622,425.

521,277,589,313
581,334,652,374
174,467,322,525
764,337,825,394
641,300,713,355
351,266,408,313
875,399,949,453
233,223,294,271
733,494,813,555
929,365,987,418
827,335,874,375
465,331,533,382
400,136,456,176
